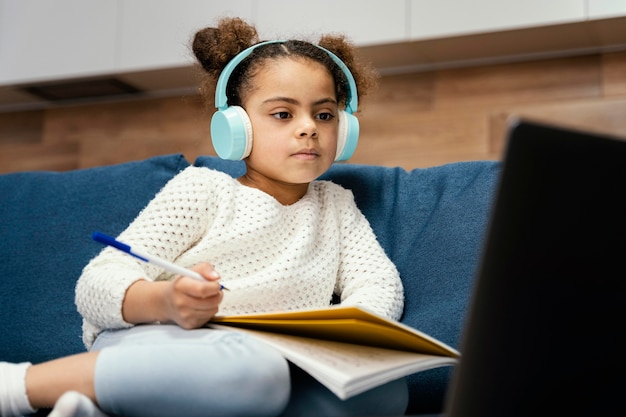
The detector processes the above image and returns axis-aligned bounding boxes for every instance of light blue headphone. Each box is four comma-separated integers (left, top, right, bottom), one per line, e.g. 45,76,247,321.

210,40,359,161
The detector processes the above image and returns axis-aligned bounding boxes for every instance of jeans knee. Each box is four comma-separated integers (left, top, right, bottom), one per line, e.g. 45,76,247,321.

95,331,291,417
226,338,291,416
187,332,291,416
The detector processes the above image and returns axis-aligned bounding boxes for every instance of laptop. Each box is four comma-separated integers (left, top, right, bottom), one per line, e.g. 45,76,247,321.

439,119,626,416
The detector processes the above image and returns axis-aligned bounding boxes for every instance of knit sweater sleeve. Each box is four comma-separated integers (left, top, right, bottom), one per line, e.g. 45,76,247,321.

75,167,216,348
329,184,405,321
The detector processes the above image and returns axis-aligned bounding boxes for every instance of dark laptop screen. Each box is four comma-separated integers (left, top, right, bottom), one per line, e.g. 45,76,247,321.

445,120,626,416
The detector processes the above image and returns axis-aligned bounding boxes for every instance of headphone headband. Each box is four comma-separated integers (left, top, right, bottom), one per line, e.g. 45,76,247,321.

214,40,358,113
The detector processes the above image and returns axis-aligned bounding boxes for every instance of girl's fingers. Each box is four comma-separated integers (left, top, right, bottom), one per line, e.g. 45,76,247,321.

192,262,221,281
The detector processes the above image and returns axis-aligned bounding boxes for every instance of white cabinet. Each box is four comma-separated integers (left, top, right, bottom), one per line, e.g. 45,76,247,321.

117,0,253,72
254,0,407,46
0,0,118,85
1,0,624,91
587,0,626,19
409,0,586,40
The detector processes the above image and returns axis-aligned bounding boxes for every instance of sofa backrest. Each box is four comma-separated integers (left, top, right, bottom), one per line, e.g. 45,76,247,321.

0,154,190,363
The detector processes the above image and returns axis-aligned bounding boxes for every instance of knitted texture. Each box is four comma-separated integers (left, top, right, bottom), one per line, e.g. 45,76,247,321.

76,167,404,348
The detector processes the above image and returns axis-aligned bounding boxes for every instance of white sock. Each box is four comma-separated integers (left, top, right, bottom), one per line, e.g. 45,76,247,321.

0,362,36,417
48,391,109,417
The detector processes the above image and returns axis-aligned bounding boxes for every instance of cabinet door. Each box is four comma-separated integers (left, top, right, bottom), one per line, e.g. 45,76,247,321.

587,0,626,19
117,0,253,72
409,0,586,40
0,0,117,85
254,0,407,46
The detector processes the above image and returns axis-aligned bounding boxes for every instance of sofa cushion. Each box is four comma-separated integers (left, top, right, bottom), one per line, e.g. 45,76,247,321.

0,154,189,364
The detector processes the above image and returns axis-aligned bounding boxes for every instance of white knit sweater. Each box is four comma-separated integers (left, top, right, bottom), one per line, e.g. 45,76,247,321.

76,167,404,348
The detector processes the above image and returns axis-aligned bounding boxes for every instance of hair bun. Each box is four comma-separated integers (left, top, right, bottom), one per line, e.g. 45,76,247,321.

192,17,259,78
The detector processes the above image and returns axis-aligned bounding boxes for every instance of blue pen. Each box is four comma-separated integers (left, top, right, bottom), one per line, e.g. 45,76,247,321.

92,231,229,291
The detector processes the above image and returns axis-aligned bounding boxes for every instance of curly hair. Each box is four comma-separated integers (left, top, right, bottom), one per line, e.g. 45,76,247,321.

192,17,378,113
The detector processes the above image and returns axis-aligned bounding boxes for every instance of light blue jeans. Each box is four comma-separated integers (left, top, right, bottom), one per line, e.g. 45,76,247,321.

91,324,408,417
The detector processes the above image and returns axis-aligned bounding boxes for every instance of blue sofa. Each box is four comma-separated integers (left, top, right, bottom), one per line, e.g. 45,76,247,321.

0,154,499,415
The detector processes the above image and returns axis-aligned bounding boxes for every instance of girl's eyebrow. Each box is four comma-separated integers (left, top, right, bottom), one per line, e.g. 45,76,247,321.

262,96,338,106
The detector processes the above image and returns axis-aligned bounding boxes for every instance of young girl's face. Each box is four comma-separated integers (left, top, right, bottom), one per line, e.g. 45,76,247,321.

240,57,339,198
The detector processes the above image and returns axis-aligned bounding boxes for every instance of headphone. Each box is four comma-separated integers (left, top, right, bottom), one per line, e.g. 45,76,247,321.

210,40,359,161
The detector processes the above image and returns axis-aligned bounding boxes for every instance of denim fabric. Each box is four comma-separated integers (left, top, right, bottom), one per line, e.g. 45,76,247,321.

93,325,291,417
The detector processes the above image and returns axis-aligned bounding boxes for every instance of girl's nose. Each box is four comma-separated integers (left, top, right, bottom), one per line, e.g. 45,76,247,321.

296,118,318,138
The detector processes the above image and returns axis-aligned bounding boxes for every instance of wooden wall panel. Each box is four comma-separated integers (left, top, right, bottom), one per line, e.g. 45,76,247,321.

39,96,216,169
0,142,79,172
433,55,602,109
1,51,625,174
603,51,626,97
489,98,626,156
0,110,44,144
357,108,490,167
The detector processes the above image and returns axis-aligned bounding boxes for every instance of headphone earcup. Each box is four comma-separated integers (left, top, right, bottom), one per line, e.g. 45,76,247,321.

335,110,359,161
210,105,253,160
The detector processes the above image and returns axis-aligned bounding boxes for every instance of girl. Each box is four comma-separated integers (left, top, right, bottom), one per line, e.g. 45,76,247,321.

0,17,406,417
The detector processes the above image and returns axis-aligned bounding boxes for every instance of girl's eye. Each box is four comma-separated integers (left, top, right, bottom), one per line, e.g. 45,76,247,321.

272,111,291,120
317,112,334,121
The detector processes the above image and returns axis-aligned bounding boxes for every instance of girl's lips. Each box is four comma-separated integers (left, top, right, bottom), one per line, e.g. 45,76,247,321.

292,149,320,159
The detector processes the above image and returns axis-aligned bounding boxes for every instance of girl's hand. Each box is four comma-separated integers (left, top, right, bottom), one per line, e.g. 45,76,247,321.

165,263,223,329
121,263,224,329
162,263,225,329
